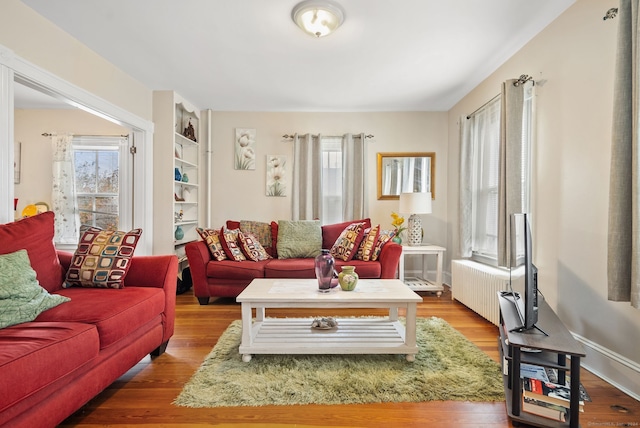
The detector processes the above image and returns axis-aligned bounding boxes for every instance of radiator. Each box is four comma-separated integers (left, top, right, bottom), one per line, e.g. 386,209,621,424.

451,260,510,326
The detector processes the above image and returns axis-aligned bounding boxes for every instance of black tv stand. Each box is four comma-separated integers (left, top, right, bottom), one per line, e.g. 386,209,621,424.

498,293,586,428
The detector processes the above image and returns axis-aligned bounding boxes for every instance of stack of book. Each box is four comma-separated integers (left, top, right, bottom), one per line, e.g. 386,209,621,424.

521,376,585,422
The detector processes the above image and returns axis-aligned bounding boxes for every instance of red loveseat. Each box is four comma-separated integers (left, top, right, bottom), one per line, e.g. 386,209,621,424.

0,213,177,428
186,219,402,305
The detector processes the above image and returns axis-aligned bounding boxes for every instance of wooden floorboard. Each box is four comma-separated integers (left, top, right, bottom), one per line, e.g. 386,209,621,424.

59,287,639,427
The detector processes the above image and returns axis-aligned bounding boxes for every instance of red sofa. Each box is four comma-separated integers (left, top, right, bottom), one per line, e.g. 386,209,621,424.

0,213,178,428
186,219,402,305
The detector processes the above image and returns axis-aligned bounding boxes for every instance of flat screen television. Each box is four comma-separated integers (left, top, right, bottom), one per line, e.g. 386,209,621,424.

507,213,545,334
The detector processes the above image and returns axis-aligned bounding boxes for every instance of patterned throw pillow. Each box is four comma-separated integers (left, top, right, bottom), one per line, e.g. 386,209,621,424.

64,227,142,289
240,220,273,252
371,229,396,261
276,220,322,259
196,228,228,261
330,222,365,262
355,224,381,261
238,232,272,261
220,228,247,261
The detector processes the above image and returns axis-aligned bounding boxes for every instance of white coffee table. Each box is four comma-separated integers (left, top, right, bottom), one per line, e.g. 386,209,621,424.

236,278,423,362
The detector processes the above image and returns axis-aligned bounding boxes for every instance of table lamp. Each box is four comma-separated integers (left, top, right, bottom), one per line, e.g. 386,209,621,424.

399,192,432,246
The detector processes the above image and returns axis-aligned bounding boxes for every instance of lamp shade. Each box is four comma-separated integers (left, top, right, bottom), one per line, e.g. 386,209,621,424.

399,192,432,215
292,0,345,38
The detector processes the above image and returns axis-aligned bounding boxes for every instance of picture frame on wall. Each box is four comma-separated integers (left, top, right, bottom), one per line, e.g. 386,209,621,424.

266,155,286,196
235,128,256,170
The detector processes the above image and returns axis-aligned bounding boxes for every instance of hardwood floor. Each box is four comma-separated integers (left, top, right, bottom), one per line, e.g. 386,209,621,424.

60,287,639,427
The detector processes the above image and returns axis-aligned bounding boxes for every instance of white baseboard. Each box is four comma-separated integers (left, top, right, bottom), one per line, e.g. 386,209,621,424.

572,332,640,401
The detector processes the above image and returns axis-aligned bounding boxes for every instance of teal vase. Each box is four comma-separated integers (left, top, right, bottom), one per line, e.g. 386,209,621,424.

174,225,184,240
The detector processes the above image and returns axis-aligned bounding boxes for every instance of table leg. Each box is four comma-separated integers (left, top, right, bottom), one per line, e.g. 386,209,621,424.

405,303,417,362
399,249,405,281
240,302,253,363
389,306,399,321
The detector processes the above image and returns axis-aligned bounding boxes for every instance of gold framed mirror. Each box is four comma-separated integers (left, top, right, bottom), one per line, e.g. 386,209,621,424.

377,152,435,200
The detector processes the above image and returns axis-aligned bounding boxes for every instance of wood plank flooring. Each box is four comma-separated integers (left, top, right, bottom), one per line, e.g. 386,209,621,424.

60,287,639,427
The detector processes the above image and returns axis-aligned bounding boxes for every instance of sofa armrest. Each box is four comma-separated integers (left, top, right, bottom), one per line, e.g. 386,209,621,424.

124,254,178,342
185,240,211,302
378,242,402,278
56,250,74,273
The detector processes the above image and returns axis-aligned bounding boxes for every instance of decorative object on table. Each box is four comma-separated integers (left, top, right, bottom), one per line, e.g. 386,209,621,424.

175,225,184,241
266,155,286,196
338,266,358,291
173,317,504,408
174,167,182,181
390,211,406,244
181,172,189,183
310,317,338,330
234,128,256,170
314,249,336,292
399,192,432,246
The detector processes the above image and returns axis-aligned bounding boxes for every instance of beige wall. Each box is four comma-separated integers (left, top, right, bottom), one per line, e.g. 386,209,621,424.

209,111,449,249
447,0,640,387
14,108,128,215
0,0,151,120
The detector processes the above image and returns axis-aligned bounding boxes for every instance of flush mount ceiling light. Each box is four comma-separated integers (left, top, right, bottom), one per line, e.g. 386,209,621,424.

291,0,345,38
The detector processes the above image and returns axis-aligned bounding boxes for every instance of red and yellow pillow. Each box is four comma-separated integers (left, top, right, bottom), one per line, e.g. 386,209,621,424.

355,224,381,261
330,222,365,261
196,228,228,261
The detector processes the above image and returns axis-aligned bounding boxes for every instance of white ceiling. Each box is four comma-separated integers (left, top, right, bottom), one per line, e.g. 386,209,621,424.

19,0,575,112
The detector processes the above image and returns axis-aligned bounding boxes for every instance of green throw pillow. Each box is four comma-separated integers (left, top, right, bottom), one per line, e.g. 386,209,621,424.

276,220,322,259
0,249,70,329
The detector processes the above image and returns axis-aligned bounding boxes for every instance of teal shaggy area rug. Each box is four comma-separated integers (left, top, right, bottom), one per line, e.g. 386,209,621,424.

174,317,504,407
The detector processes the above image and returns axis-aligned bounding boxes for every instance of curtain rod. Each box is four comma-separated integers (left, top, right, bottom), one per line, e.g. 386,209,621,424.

41,133,129,137
466,74,534,119
282,133,374,140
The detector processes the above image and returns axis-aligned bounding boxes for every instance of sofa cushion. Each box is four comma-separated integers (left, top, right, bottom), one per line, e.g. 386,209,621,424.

321,218,371,250
264,258,316,278
277,220,322,259
0,211,64,292
35,287,164,349
330,222,365,261
64,227,142,289
239,220,274,255
196,227,228,261
220,228,247,261
0,321,99,414
206,259,270,280
238,232,272,261
355,224,381,261
371,229,396,261
0,250,70,329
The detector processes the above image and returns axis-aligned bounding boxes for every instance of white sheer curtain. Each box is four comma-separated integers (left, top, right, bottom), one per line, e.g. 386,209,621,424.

608,0,640,308
292,133,322,220
51,134,80,245
341,133,367,221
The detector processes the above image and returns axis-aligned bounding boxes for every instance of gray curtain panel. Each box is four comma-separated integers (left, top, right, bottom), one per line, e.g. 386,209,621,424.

497,80,526,268
292,134,322,221
341,133,367,221
608,0,640,308
459,115,473,258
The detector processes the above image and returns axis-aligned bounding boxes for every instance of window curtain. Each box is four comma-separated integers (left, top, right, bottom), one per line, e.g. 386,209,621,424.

292,133,322,220
497,79,528,267
51,134,80,245
459,115,473,257
608,0,640,308
341,133,367,221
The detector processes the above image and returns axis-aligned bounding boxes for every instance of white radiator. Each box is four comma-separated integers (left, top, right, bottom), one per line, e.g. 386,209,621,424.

451,260,510,326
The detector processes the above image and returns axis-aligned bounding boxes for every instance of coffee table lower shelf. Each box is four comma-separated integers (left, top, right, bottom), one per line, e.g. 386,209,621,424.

239,317,417,362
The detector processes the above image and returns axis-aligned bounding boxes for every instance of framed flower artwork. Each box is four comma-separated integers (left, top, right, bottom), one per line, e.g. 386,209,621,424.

266,155,286,196
235,128,256,170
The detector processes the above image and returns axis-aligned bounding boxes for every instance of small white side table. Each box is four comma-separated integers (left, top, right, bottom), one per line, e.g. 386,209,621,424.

398,244,446,296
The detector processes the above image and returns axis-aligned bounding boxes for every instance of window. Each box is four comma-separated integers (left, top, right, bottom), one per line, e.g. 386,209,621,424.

73,136,128,230
321,137,342,224
467,85,534,264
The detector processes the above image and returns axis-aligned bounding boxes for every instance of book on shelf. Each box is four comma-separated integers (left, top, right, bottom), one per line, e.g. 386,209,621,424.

522,377,584,411
522,396,568,422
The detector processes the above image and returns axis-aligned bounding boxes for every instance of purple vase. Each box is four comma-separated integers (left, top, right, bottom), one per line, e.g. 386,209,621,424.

315,249,335,293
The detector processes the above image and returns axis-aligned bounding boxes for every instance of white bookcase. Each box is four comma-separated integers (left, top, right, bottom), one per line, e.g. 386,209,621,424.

152,91,204,269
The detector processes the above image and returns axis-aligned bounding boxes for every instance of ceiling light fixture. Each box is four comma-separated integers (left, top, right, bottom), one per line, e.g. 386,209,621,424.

291,0,345,38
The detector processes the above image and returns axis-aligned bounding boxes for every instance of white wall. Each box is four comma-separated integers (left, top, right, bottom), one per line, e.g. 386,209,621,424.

0,0,152,120
14,108,127,216
447,0,640,397
209,111,449,249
